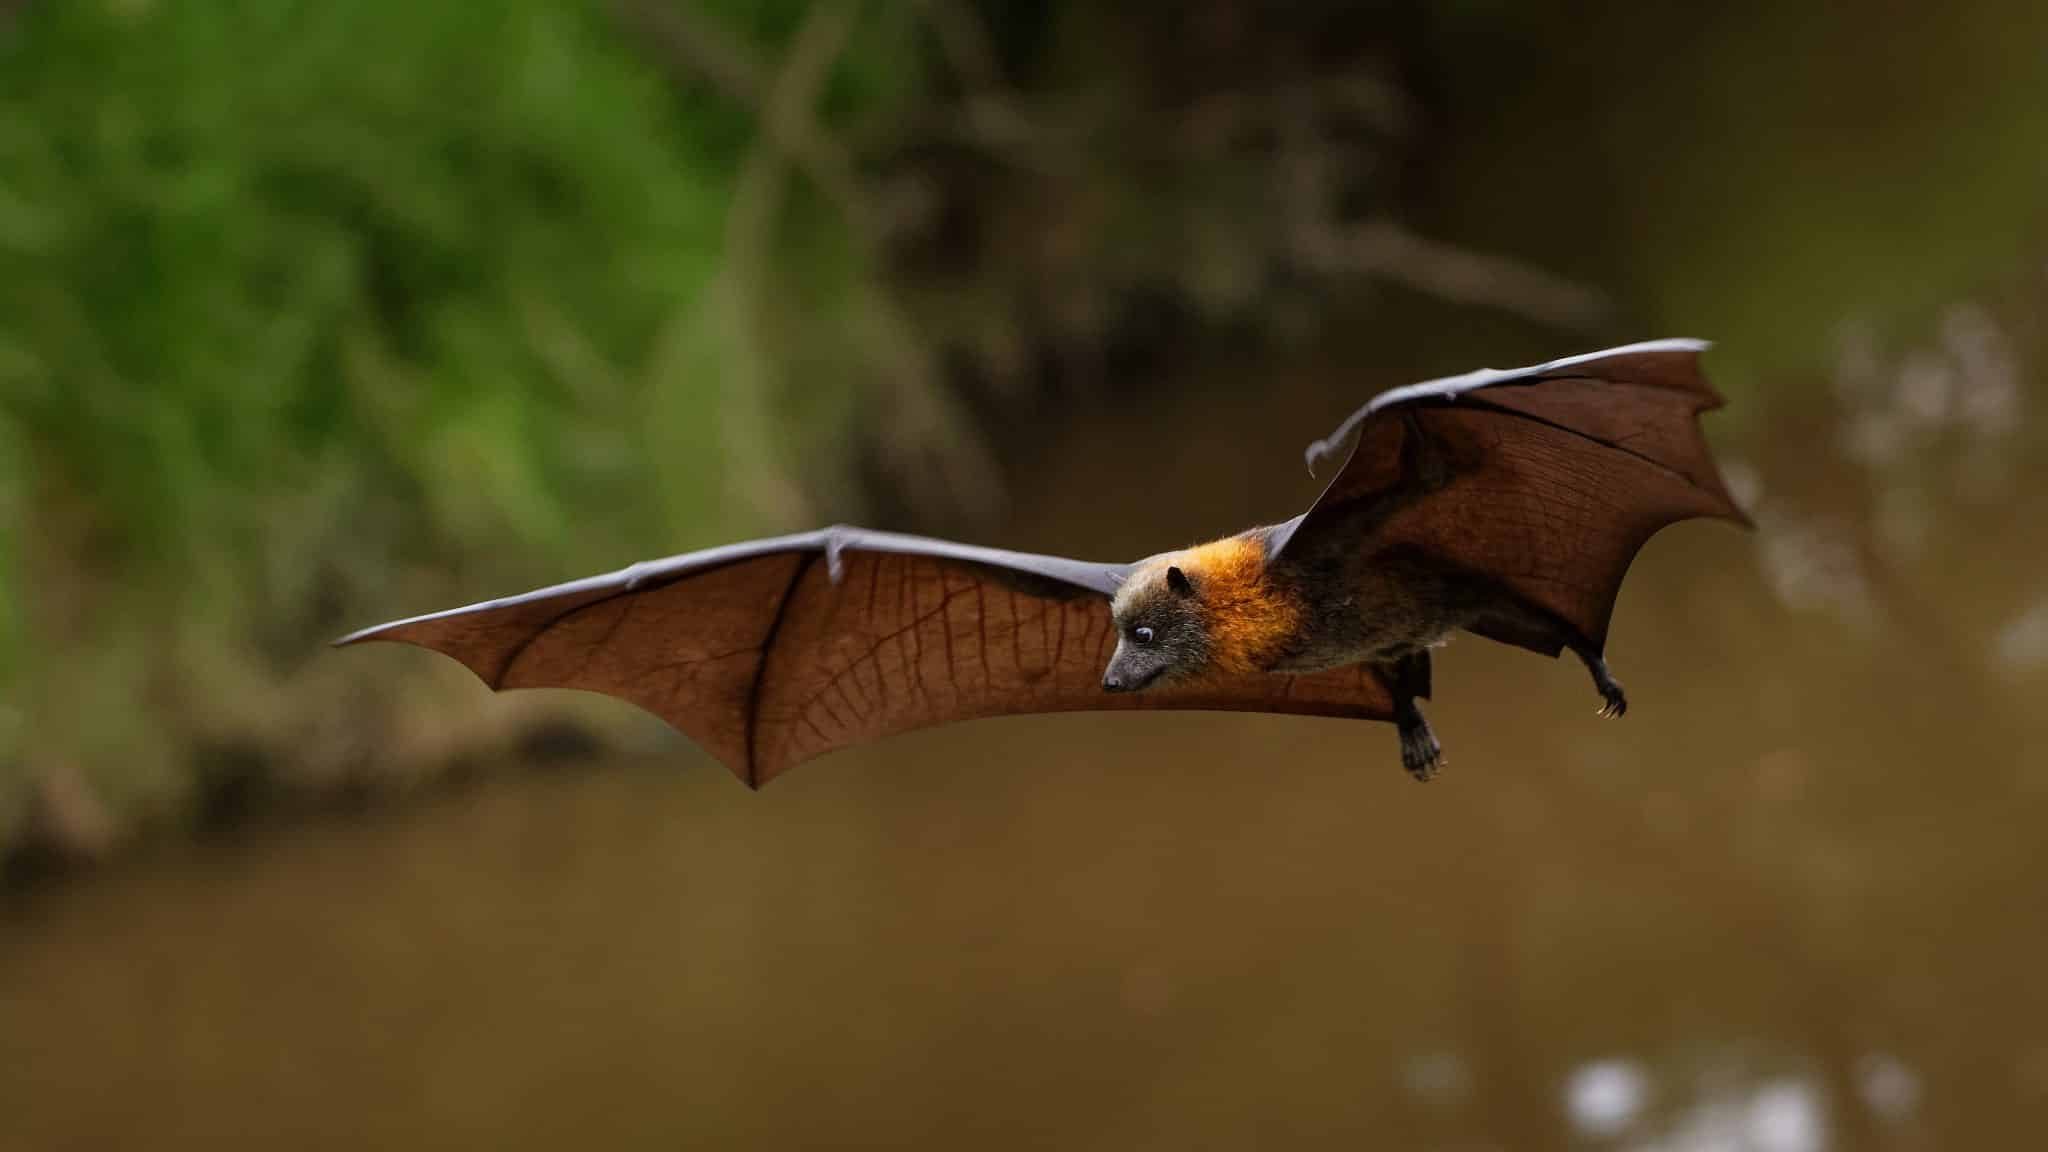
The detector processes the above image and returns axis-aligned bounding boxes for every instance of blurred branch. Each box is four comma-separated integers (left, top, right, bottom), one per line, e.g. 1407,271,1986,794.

910,0,1041,158
618,0,865,220
1181,73,1411,148
625,1,997,525
707,0,866,527
1270,72,1596,329
1337,218,1611,329
913,0,1001,87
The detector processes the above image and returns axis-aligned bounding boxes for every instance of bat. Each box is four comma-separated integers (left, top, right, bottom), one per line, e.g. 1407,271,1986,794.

336,339,1749,784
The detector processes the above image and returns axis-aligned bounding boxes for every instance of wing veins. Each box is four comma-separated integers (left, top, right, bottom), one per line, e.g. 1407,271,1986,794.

788,577,986,748
1453,392,1710,493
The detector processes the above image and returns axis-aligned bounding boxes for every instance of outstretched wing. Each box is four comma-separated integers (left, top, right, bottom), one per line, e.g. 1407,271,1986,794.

337,528,1392,786
1273,339,1748,655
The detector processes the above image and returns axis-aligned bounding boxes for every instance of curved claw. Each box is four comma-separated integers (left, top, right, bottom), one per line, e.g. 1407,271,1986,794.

1304,439,1338,477
1595,683,1628,719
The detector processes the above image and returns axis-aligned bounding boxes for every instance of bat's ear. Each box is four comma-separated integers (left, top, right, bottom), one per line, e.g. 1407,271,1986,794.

1166,565,1194,597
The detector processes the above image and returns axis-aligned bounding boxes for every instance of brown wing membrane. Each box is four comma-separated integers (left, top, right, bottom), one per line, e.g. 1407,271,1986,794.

1278,339,1748,655
337,529,1392,786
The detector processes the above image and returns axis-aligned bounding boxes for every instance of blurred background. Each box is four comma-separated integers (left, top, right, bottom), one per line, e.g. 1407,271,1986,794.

2,1,2045,1148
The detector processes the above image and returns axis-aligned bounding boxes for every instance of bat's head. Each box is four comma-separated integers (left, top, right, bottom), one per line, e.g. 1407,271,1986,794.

1103,560,1212,692
1105,534,1297,692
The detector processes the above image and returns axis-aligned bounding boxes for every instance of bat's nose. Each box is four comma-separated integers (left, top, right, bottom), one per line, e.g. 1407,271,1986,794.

1101,673,1125,692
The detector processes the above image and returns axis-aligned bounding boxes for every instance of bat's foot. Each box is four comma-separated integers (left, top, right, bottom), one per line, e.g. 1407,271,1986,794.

1593,672,1628,719
1379,653,1442,781
1397,714,1444,781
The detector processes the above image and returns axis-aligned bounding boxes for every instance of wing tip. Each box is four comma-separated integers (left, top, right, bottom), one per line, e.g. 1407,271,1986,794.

331,622,394,648
1650,336,1712,353
1664,337,1735,411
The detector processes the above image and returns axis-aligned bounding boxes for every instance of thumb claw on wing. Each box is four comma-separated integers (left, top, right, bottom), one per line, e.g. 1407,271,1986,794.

1304,440,1333,476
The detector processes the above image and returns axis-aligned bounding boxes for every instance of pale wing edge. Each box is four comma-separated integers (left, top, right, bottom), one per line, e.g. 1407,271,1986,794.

333,526,1135,650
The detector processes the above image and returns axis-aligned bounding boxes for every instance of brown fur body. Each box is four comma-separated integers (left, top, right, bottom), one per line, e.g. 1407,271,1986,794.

1101,497,1619,781
1110,516,1528,686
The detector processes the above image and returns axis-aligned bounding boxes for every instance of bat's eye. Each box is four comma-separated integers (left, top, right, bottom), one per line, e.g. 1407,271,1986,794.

1132,626,1155,644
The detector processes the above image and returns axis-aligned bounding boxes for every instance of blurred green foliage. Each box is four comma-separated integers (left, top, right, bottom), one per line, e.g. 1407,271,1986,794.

0,0,936,844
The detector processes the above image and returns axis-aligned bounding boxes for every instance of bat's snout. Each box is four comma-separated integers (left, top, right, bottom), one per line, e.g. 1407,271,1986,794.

1101,652,1165,693
1102,637,1176,694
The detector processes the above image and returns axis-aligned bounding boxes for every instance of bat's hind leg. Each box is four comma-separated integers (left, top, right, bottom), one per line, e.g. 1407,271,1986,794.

1468,597,1628,719
1378,650,1443,781
1573,642,1628,719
